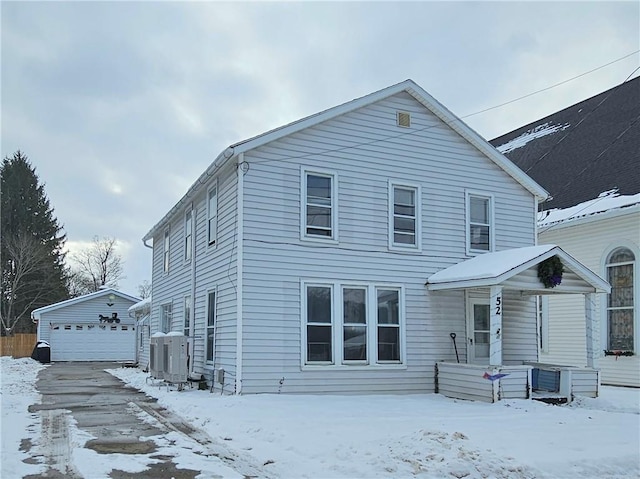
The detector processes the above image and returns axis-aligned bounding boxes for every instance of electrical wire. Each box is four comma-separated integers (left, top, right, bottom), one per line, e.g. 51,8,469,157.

243,51,639,167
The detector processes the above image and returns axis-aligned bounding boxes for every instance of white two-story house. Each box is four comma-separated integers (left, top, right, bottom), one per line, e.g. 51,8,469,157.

143,80,609,401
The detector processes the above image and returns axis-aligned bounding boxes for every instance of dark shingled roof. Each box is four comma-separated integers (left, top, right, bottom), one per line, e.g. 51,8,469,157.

490,77,640,211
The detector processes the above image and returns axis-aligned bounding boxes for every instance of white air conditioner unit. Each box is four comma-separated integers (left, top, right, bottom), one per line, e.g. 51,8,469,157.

149,332,166,379
164,332,188,383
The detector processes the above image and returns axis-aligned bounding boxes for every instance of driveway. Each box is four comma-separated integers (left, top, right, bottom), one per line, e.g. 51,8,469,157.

25,362,264,479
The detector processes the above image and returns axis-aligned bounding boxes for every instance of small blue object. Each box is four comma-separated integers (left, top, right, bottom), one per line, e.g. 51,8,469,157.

483,372,509,381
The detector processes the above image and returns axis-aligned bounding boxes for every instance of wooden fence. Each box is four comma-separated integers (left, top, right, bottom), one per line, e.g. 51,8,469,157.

0,333,37,358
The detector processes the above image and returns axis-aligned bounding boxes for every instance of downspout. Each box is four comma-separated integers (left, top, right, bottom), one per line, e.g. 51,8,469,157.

235,152,245,394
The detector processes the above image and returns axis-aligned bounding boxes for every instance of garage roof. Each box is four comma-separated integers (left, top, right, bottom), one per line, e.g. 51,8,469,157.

31,288,141,320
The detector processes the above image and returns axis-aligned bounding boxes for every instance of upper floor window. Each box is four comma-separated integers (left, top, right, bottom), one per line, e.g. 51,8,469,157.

606,247,635,352
389,182,420,249
160,303,172,333
208,185,217,246
467,193,493,253
302,170,336,240
163,229,170,273
184,209,193,261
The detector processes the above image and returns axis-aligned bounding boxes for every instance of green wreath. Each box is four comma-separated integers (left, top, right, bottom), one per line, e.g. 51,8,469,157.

538,255,564,288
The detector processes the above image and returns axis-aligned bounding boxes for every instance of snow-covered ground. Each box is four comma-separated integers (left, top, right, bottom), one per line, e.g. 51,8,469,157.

2,356,639,478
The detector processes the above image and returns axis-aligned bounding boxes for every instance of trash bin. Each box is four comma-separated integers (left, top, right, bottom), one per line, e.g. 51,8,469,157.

31,340,51,364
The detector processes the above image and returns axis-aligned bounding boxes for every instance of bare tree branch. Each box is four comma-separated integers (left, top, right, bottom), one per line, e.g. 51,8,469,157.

67,236,125,295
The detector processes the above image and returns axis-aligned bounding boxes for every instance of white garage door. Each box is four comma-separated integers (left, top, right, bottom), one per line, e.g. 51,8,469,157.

50,323,136,361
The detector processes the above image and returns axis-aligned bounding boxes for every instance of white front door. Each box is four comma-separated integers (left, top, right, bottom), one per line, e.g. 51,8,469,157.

468,299,490,363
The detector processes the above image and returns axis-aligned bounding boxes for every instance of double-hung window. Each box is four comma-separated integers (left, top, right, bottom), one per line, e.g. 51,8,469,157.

183,295,191,337
206,291,216,362
606,248,635,352
306,285,333,363
389,182,420,249
303,170,336,240
343,288,367,362
208,185,217,246
467,193,493,253
184,209,193,261
160,303,172,333
377,289,401,361
163,229,170,273
303,282,404,367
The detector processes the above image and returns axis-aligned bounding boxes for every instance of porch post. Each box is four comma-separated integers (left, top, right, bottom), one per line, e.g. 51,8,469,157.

585,292,598,368
489,285,503,366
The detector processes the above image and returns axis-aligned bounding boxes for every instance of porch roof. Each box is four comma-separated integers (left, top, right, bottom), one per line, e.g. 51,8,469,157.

426,245,610,294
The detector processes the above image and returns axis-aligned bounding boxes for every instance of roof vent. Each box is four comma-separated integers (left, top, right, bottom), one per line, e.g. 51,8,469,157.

397,111,411,128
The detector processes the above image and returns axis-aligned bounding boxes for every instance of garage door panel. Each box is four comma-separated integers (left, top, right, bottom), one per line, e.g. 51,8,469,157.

50,324,135,361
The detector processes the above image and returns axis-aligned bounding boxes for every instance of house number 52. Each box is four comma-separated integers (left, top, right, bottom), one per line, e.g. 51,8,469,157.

495,296,502,315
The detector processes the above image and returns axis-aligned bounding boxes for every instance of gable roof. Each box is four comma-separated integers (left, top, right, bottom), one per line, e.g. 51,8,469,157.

426,245,610,293
31,288,141,319
490,77,640,211
143,79,548,242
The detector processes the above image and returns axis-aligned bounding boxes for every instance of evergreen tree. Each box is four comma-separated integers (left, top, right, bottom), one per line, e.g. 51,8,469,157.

1,151,69,334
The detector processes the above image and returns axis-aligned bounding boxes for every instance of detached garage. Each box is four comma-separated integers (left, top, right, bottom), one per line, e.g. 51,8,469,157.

32,288,140,362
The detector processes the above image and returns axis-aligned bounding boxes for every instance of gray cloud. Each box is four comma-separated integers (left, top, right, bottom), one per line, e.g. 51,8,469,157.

2,1,638,295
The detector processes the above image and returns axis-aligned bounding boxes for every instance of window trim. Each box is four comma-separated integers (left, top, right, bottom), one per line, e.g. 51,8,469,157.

601,245,637,353
205,288,217,364
184,207,193,262
388,180,422,251
465,191,494,255
303,283,335,365
300,167,339,243
163,228,170,274
300,280,406,370
207,181,218,247
160,302,172,334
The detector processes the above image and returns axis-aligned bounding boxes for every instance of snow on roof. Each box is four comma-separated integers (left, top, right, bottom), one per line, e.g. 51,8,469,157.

538,191,640,227
496,121,570,154
427,245,556,285
128,296,151,313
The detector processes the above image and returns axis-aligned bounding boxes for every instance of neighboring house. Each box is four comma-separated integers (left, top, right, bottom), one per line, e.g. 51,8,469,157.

143,79,609,400
129,297,151,369
491,77,640,387
32,288,140,362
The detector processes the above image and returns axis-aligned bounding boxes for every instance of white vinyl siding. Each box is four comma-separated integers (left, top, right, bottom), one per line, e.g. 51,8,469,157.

389,181,421,250
301,168,337,241
239,91,537,394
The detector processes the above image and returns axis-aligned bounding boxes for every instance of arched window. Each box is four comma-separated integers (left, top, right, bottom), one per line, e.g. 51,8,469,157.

606,248,635,351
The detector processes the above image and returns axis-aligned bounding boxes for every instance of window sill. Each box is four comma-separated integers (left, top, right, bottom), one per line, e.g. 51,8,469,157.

300,235,339,245
301,363,407,371
388,244,422,253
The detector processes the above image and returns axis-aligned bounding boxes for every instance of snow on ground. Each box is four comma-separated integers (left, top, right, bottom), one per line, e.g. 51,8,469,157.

2,357,639,479
0,356,46,478
108,366,640,479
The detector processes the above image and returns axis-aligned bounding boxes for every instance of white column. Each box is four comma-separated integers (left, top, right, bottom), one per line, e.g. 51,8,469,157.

585,292,598,368
489,285,503,366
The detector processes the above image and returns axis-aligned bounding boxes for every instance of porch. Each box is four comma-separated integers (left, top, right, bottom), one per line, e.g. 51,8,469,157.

427,245,610,403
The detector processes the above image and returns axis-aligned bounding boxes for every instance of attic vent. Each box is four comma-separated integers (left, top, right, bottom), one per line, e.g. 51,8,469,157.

397,111,411,128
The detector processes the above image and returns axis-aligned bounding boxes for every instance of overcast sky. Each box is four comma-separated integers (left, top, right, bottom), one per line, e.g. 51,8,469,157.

2,1,639,297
